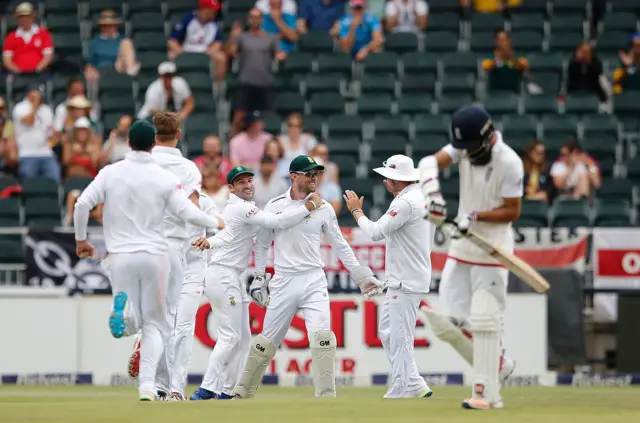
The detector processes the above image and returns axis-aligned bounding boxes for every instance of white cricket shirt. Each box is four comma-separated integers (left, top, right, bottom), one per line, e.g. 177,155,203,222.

442,132,524,265
210,193,311,271
255,189,360,276
357,183,435,294
73,151,221,255
152,146,202,240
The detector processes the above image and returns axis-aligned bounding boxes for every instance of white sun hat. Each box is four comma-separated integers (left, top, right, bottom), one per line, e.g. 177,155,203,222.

74,116,92,129
373,154,420,182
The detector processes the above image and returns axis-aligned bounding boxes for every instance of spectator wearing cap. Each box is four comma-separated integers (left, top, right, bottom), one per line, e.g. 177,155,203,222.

567,42,609,102
263,0,299,59
2,2,54,73
168,0,227,83
0,115,18,178
297,0,346,36
0,97,15,142
138,62,194,121
12,85,59,182
193,135,233,183
99,114,133,167
62,117,101,180
256,0,297,15
226,9,281,136
229,111,273,169
85,10,140,83
54,77,88,139
384,0,428,34
614,34,640,94
59,95,96,140
253,155,289,209
339,0,384,61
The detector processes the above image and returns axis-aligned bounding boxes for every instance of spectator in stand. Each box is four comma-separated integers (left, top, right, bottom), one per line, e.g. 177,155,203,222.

138,62,195,121
264,138,289,180
58,95,97,141
85,10,140,83
0,115,18,177
313,155,342,214
614,34,640,94
522,140,553,203
168,0,227,83
12,85,58,182
256,0,297,15
460,0,521,15
2,2,54,74
230,111,273,169
311,142,339,183
53,77,87,139
193,135,233,183
567,42,609,102
99,114,132,167
0,97,15,142
550,140,600,200
339,0,384,61
277,112,318,169
227,9,281,136
482,30,528,93
61,117,101,180
264,0,299,59
201,165,229,212
252,155,289,209
297,0,346,36
384,0,429,33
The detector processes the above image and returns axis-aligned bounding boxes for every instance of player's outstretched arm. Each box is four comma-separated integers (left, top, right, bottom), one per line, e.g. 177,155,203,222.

243,194,321,230
343,190,412,241
203,226,234,250
166,183,222,229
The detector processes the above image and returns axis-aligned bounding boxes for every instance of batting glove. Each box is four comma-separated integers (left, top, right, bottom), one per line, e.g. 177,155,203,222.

455,212,477,235
424,192,447,225
250,274,271,307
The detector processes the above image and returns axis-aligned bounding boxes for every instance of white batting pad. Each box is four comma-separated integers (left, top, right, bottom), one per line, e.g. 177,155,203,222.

231,334,276,399
422,307,473,365
468,291,501,404
310,330,337,397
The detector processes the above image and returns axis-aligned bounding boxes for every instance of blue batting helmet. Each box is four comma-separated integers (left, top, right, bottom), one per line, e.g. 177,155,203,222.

450,105,493,149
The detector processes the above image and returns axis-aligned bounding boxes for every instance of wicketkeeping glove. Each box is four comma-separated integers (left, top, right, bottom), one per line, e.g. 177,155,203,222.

250,274,271,307
351,266,385,299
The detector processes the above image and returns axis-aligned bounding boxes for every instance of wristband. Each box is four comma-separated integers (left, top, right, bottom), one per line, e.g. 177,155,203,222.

351,208,362,215
307,200,317,210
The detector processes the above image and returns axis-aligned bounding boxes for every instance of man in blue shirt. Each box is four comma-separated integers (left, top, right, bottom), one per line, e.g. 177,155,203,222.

339,0,384,61
297,0,346,36
263,0,298,57
168,0,226,82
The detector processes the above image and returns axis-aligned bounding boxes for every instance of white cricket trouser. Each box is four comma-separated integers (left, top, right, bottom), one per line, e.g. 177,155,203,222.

438,259,508,324
109,252,170,397
262,268,331,347
201,264,251,395
156,238,188,394
378,288,428,398
170,243,207,394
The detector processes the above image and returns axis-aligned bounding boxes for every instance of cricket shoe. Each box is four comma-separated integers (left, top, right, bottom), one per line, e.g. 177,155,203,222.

109,292,129,339
157,390,169,401
139,395,155,402
216,393,234,400
499,357,516,386
462,398,503,410
402,388,433,399
170,392,185,401
128,333,141,379
189,387,216,400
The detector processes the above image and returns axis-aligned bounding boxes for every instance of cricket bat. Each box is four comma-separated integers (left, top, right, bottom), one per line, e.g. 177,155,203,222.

427,215,550,294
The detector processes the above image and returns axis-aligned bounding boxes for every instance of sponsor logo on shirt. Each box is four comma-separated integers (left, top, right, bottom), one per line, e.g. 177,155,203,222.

246,207,259,218
388,210,398,217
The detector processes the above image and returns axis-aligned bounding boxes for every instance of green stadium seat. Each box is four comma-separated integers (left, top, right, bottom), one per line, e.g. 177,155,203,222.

511,31,544,53
426,0,460,13
583,115,619,139
595,200,632,227
88,0,123,17
533,72,561,93
626,157,640,183
52,33,82,57
516,0,548,13
137,51,166,76
446,199,459,218
553,0,588,15
374,116,410,137
341,177,374,198
99,71,133,96
45,13,80,33
427,13,460,32
100,95,135,116
360,74,396,95
0,240,25,263
525,95,558,115
310,93,345,115
549,14,584,33
317,53,352,77
484,92,519,117
599,159,615,178
21,177,59,199
128,0,161,13
412,135,450,158
439,95,474,114
401,75,436,94
581,136,617,162
185,113,218,135
371,135,409,156
165,0,195,14
305,74,343,96
552,199,590,228
610,0,640,14
543,136,567,158
332,155,359,177
193,92,215,113
519,200,550,227
414,115,451,138
602,12,639,32
505,135,534,155
327,115,363,138
181,72,213,92
440,179,460,200
442,52,479,74
511,13,545,33
24,197,61,221
425,31,459,52
502,115,538,139
363,52,399,76
298,31,334,54
527,54,565,75
542,115,578,138
357,94,393,116
129,12,165,33
64,177,92,198
549,32,584,53
613,92,640,117
45,0,79,15
0,199,20,224
262,114,282,135
441,73,475,96
225,0,254,12
133,32,167,52
385,32,419,54
402,52,438,76
276,74,302,95
280,53,314,76
471,13,505,32
325,137,360,158
398,94,433,115
596,32,629,54
186,132,207,157
275,92,305,116
174,53,211,73
302,114,324,138
469,32,496,53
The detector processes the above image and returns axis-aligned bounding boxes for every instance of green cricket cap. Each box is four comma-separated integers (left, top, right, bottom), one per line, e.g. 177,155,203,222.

289,155,325,173
128,119,156,150
227,165,255,184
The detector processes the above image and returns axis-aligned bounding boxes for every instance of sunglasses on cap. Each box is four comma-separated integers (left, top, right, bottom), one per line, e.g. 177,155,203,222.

293,171,322,178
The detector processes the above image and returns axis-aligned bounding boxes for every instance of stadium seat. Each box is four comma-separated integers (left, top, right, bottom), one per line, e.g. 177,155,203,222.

401,75,436,94
553,0,588,15
398,94,433,115
596,32,629,54
99,71,134,96
185,113,218,135
525,95,558,115
385,32,419,54
581,136,618,162
305,74,343,96
610,0,640,14
298,31,334,54
302,114,324,138
21,177,59,199
542,115,578,138
484,92,520,117
100,95,135,117
317,53,353,77
279,53,314,76
275,92,305,116
360,74,396,95
327,115,363,138
602,12,639,32
595,200,632,227
425,31,459,52
527,54,565,75
412,135,450,158
583,115,619,139
137,51,166,76
45,13,80,33
502,115,538,139
442,52,479,75
549,15,585,32
0,198,20,224
565,93,601,114
599,158,615,178
310,92,346,115
414,116,451,138
192,92,215,113
44,0,80,15
128,0,161,14
469,32,496,53
613,93,640,117
427,12,460,32
24,197,61,223
262,114,282,135
402,52,438,76
511,31,544,53
341,177,374,198
64,177,93,198
371,135,409,155
357,94,393,116
543,136,567,158
332,155,359,177
426,0,460,13
520,200,550,227
441,73,475,96
439,95,474,114
0,240,24,263
511,13,545,33
363,52,399,76
440,179,460,200
174,53,211,73
325,137,360,158
505,135,534,155
88,0,123,17
549,32,584,53
626,157,640,183
276,74,302,95
133,32,167,52
129,12,165,33
471,13,505,32
533,72,561,94
374,116,410,138
552,199,590,228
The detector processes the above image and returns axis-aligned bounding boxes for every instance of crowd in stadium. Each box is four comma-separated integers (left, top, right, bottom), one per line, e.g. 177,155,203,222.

0,0,636,232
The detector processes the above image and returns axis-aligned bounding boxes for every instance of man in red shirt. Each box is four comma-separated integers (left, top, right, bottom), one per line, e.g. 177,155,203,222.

2,2,54,73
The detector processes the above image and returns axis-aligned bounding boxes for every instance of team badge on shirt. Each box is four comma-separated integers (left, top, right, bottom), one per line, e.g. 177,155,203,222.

229,296,236,306
388,209,398,217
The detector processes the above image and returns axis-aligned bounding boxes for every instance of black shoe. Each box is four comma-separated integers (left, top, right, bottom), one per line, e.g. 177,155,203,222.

157,390,168,401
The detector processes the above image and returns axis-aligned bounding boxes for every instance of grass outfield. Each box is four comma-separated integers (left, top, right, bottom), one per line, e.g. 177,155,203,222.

0,386,639,422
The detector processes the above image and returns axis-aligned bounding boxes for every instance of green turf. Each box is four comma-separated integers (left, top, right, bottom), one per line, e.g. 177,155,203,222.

0,386,639,423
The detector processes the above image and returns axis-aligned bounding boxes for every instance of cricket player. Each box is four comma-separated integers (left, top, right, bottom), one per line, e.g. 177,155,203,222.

73,120,224,401
189,165,324,400
231,155,385,399
419,105,521,410
343,154,437,399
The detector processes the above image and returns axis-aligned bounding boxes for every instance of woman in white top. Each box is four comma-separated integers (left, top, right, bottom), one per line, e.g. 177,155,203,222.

277,112,318,169
201,165,229,212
